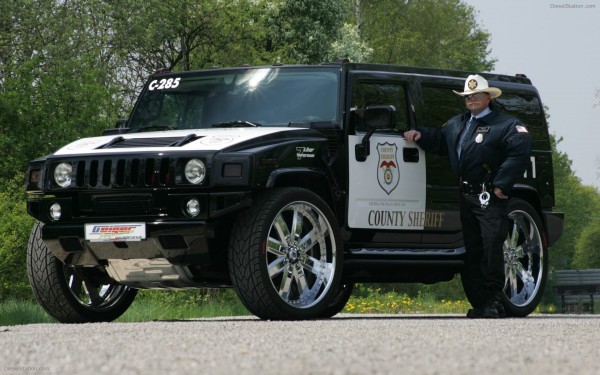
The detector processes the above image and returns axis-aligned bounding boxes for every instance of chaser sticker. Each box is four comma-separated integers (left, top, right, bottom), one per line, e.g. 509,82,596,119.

85,223,146,242
148,77,181,91
296,146,315,160
377,142,399,195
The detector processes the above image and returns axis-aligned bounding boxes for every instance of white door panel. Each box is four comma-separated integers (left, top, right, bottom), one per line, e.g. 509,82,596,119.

347,134,426,230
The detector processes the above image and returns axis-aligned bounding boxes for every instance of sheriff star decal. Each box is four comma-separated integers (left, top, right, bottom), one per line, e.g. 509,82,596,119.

377,142,400,195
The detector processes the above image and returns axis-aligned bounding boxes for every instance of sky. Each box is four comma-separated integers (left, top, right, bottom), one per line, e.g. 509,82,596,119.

462,0,600,189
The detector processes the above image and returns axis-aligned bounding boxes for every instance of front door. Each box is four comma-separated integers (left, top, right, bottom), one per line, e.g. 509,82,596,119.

347,134,427,231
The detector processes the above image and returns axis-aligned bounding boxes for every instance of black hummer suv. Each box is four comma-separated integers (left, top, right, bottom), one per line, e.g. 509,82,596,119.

25,62,563,322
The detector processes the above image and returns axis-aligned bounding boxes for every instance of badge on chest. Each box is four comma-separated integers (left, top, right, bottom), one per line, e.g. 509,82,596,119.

475,127,490,144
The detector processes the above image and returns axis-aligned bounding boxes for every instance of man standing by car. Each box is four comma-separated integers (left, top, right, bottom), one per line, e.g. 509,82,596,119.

404,74,532,318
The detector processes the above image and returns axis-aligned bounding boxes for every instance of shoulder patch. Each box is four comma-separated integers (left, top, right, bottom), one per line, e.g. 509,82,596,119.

516,125,528,133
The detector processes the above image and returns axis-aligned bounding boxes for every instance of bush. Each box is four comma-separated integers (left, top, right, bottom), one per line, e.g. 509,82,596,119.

572,223,600,269
0,177,35,301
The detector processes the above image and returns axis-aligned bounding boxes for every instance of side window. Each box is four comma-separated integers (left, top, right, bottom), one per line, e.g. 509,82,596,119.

421,86,465,128
351,81,409,132
420,85,463,191
495,93,548,143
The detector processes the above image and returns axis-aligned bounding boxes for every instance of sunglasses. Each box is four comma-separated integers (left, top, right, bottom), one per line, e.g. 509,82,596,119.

464,92,488,100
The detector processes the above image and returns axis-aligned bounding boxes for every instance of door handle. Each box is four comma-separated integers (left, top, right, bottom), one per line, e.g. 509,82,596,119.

403,147,419,163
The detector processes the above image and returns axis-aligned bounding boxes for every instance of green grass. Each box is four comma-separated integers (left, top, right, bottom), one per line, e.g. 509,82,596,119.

115,289,251,322
0,286,566,326
0,299,56,325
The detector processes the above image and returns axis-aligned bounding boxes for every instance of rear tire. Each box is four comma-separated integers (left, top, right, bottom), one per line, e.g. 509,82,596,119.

27,221,137,323
461,199,547,317
228,188,343,320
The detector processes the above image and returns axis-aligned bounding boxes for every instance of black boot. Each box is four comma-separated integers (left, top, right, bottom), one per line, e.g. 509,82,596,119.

467,295,499,319
495,301,506,318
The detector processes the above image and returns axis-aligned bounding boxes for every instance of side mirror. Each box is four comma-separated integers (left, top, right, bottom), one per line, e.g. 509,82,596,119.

356,105,396,162
102,119,130,135
364,105,396,129
115,118,129,128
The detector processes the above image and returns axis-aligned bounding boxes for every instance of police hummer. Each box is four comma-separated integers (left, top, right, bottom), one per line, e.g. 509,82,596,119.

25,62,563,322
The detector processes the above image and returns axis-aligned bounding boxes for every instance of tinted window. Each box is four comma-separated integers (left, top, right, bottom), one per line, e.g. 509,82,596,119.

421,86,465,128
420,85,462,192
495,92,548,144
129,68,340,129
351,82,409,132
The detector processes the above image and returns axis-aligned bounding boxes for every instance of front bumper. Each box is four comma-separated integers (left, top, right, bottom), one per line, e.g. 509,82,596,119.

28,190,253,267
40,220,212,266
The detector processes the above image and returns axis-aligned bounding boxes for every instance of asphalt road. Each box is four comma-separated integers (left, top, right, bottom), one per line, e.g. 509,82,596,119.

2,314,599,375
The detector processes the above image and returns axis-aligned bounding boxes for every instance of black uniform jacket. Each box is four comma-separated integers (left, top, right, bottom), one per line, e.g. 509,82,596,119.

416,107,532,193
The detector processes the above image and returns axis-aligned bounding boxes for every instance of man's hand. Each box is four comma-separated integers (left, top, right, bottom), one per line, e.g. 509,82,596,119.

494,187,508,199
404,130,421,143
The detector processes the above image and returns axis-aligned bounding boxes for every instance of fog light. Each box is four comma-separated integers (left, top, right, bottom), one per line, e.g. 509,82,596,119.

185,198,200,217
49,203,62,221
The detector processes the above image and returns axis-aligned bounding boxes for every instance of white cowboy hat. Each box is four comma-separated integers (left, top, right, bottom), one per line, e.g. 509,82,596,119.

453,74,502,98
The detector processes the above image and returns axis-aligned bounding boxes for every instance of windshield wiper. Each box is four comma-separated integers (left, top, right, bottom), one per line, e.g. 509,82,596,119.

129,124,175,133
211,120,261,128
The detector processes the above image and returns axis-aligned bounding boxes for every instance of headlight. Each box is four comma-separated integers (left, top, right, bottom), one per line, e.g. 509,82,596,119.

53,163,72,188
184,159,206,184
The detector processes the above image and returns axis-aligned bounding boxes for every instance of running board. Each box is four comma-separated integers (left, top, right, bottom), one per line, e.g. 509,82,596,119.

349,247,465,257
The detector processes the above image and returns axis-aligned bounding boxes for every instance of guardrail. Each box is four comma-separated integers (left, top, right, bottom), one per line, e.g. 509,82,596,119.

553,269,600,313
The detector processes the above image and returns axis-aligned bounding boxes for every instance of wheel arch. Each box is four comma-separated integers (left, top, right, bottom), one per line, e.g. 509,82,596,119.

510,184,549,247
266,168,336,210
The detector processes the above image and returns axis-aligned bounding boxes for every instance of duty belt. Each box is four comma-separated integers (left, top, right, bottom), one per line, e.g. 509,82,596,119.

460,181,493,195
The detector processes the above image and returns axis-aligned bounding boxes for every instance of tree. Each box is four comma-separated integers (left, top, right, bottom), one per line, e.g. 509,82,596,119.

0,0,122,182
572,224,600,269
109,0,270,106
353,0,495,71
329,23,373,62
264,0,346,64
548,135,600,269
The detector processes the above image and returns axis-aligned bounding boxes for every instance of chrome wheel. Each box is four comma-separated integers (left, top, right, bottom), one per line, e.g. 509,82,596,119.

64,266,133,311
27,221,137,323
266,201,337,309
228,188,342,320
501,199,547,317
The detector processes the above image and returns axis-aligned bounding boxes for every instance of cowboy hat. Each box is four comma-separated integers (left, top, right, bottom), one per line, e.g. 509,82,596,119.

453,74,502,98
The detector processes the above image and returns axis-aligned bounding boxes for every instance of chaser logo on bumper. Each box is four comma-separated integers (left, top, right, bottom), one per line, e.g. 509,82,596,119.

85,223,146,242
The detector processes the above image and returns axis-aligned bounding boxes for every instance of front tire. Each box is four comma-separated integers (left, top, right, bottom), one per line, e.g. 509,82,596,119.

318,283,354,318
228,188,343,320
27,222,137,323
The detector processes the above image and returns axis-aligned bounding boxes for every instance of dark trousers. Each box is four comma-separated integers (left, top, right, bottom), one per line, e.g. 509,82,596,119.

460,193,509,307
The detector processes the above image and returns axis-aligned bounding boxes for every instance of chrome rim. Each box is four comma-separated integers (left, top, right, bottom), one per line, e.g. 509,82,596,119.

64,266,130,310
503,209,544,307
265,201,337,309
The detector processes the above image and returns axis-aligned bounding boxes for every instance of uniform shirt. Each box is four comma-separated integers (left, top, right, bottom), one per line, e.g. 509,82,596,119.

457,107,492,158
416,107,532,193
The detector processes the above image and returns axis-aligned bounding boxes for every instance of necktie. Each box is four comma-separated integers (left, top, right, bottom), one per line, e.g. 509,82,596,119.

457,117,475,159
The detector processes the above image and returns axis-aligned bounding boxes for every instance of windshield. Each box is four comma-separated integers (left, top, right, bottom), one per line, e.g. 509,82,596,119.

128,67,341,130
